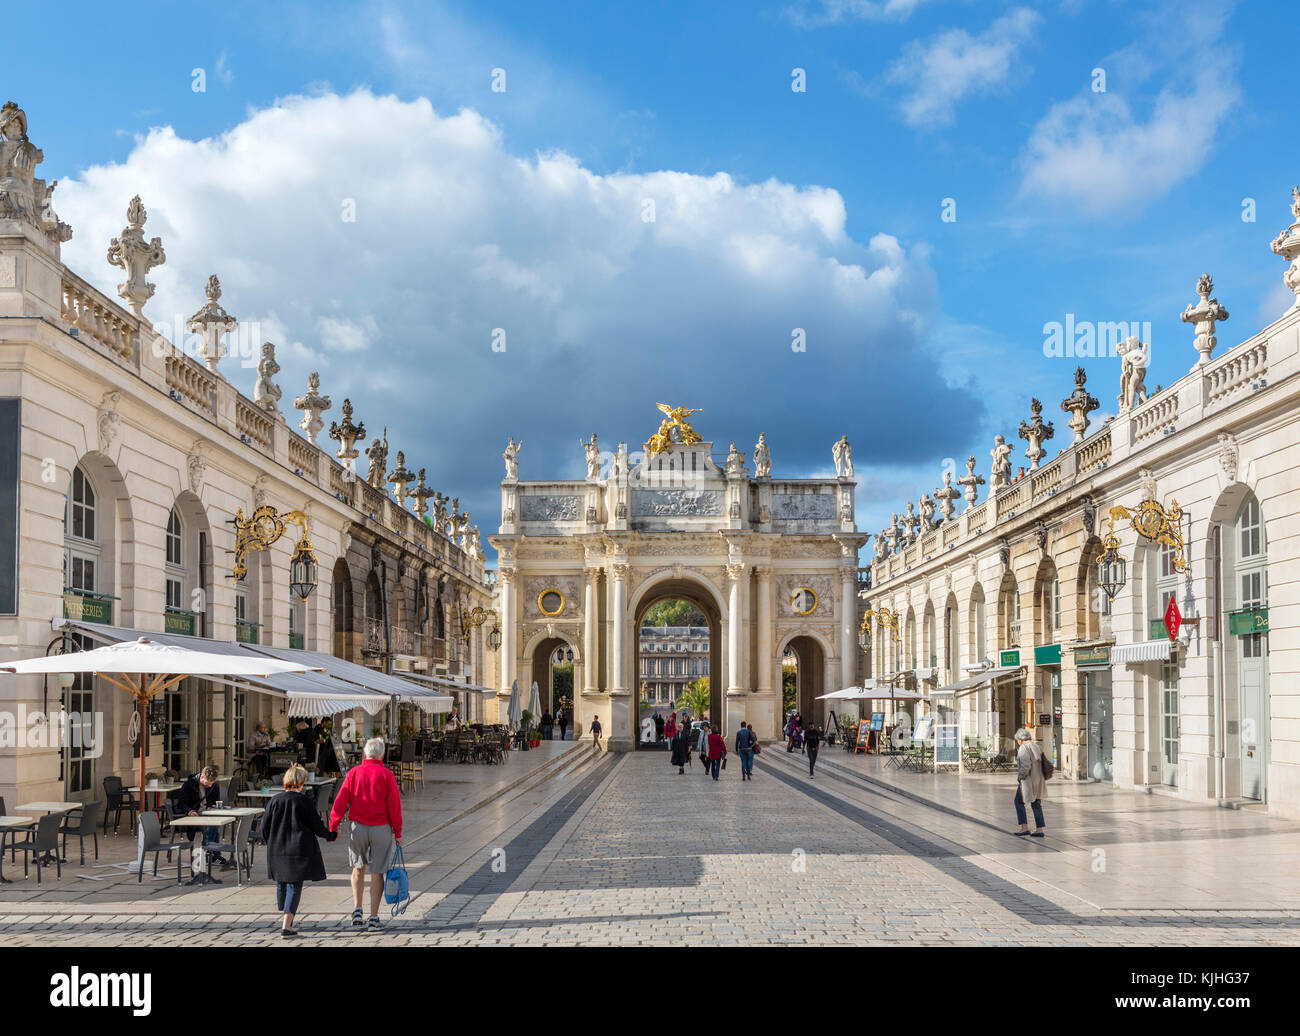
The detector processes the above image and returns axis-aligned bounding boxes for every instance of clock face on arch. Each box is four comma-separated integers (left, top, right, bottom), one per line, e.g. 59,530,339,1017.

538,589,565,617
791,587,818,615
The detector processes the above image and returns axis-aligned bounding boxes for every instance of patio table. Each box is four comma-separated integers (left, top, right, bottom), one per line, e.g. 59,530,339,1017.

167,814,237,885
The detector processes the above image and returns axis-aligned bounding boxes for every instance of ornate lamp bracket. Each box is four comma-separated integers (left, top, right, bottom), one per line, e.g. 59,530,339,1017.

1108,499,1188,572
232,506,313,578
863,606,901,643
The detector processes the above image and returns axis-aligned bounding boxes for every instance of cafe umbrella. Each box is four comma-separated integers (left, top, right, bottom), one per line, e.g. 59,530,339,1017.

0,636,323,800
528,681,542,723
507,678,522,730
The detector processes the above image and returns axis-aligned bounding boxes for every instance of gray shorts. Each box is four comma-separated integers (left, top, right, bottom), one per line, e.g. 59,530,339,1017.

346,821,393,871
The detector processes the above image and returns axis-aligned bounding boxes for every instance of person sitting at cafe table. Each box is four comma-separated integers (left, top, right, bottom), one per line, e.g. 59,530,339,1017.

247,721,272,754
176,765,234,870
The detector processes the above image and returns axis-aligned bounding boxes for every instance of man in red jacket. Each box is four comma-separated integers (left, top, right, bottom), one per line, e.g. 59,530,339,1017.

330,737,403,931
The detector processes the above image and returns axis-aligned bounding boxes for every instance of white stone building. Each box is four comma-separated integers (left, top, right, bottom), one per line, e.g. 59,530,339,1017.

862,190,1300,815
0,103,493,805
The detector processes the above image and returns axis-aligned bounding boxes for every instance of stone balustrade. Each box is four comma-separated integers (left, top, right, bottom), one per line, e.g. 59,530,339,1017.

236,398,274,453
61,272,138,368
288,433,319,482
1077,427,1111,475
1205,337,1268,409
164,353,218,419
1131,390,1179,444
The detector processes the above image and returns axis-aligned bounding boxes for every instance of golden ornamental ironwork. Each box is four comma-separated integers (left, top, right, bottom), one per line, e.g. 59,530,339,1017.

1107,499,1187,572
537,588,566,617
863,606,900,643
232,505,313,581
460,596,496,644
644,403,703,455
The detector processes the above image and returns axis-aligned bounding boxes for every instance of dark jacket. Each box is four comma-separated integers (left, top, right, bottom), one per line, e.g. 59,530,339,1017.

736,727,756,752
669,729,689,766
262,789,331,883
176,774,220,814
805,727,822,750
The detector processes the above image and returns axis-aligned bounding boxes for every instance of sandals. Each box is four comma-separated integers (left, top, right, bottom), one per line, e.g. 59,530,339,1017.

351,908,364,927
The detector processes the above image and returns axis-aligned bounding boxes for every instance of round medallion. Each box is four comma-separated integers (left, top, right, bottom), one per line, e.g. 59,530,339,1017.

538,589,565,617
791,587,818,615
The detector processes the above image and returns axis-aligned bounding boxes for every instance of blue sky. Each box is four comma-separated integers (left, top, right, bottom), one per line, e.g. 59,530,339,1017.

14,0,1295,558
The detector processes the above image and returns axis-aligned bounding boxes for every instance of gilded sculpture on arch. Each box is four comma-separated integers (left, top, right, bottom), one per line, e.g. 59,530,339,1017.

644,403,703,455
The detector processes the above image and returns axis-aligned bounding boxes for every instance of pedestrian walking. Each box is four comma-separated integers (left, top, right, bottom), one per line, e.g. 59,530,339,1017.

1013,727,1048,837
696,721,711,777
590,714,603,751
706,725,727,780
805,722,822,777
735,722,757,780
558,709,569,741
262,764,337,937
541,711,554,740
664,712,677,742
329,737,403,931
670,722,689,774
654,711,665,742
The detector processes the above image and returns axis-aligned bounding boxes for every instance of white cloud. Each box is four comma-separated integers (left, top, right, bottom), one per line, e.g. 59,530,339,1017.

1017,6,1240,215
886,8,1041,128
55,89,980,535
215,51,234,86
786,0,933,27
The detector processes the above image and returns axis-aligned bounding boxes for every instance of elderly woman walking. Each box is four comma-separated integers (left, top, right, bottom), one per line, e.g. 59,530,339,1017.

1013,727,1047,837
330,736,403,931
262,764,337,937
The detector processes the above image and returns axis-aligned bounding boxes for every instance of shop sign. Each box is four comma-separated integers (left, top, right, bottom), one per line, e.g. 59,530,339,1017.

164,609,196,636
63,590,111,625
1228,608,1268,636
999,649,1020,667
1074,646,1110,666
1034,643,1061,666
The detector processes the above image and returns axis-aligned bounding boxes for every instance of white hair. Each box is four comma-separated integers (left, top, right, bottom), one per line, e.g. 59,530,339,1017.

364,737,386,760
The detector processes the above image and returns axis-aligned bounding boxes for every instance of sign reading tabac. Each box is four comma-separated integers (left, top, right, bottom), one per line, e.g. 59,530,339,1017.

1163,597,1182,642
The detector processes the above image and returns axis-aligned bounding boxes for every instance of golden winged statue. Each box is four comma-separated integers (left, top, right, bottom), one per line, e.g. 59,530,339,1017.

644,403,704,455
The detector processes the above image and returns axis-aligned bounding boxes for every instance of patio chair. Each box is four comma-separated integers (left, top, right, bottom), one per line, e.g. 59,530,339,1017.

0,797,13,864
102,775,139,835
9,813,63,883
205,814,255,885
134,812,183,884
397,741,418,791
61,800,104,865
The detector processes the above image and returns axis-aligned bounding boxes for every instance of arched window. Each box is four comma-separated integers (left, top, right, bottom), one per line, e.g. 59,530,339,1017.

434,598,446,640
67,466,97,542
165,508,184,611
64,466,99,593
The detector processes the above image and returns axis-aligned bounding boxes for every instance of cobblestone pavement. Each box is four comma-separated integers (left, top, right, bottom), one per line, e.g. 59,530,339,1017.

3,748,1299,946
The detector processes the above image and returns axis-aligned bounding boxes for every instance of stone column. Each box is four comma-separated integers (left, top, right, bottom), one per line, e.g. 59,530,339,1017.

583,566,599,693
498,569,515,705
840,565,856,691
727,563,745,696
607,564,632,751
756,566,773,695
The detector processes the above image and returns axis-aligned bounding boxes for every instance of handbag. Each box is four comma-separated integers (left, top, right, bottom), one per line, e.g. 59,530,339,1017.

721,755,727,770
753,741,761,756
384,843,410,916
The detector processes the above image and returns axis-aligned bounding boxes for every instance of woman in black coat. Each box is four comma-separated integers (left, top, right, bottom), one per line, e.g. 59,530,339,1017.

261,765,336,937
669,726,689,774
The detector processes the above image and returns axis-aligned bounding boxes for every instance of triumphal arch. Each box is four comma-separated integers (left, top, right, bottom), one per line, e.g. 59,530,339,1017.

491,407,867,750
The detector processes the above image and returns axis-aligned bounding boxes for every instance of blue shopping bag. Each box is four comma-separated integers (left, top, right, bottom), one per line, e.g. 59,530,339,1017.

384,843,410,916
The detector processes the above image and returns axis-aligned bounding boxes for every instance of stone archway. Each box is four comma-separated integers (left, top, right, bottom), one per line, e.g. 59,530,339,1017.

781,632,828,729
527,633,579,724
631,577,723,737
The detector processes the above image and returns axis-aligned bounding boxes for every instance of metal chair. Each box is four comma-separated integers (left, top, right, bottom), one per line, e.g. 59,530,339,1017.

9,813,63,883
134,812,183,884
397,741,418,791
61,800,104,864
102,776,139,835
205,814,254,886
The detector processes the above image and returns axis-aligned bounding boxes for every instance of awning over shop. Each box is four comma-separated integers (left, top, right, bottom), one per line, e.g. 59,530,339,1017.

1111,638,1175,664
245,644,454,713
931,665,1021,699
399,671,494,698
55,619,389,715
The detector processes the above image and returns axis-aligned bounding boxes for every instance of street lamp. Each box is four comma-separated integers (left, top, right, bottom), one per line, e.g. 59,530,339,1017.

288,537,319,600
1097,516,1127,603
858,614,872,652
232,505,318,599
487,624,502,652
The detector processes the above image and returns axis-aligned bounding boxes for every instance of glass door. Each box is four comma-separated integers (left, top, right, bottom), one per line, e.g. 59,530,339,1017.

1160,659,1179,786
1085,670,1112,782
